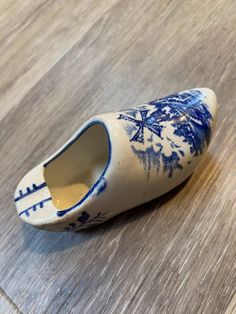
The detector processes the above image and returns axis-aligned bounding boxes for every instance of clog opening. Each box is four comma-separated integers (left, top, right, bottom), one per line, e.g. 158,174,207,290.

44,123,110,210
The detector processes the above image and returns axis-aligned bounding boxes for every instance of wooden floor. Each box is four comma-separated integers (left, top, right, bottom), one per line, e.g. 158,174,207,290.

0,0,236,313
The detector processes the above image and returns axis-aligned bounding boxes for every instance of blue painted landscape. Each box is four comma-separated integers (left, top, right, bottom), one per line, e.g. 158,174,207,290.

118,90,212,177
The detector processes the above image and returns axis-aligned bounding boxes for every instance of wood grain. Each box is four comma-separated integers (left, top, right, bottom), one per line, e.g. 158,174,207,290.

0,288,21,313
0,0,236,313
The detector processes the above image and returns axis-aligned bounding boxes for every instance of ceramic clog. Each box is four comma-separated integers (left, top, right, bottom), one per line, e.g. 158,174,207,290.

14,88,217,231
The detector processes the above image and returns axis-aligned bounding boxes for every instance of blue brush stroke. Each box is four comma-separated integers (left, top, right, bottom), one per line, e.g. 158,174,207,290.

132,144,162,178
162,151,183,178
18,197,52,217
94,177,107,196
77,211,90,224
15,182,47,202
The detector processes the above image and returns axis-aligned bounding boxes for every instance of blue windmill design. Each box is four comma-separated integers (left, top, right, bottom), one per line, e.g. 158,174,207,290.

118,109,164,143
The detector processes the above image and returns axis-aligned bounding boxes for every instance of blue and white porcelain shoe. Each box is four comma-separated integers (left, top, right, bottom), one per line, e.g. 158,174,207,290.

14,88,217,231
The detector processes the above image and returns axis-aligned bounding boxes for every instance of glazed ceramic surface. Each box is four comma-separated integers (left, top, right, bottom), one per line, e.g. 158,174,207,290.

14,88,217,231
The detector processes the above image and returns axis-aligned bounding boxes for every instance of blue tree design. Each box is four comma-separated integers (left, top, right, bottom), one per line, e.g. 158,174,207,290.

118,90,212,177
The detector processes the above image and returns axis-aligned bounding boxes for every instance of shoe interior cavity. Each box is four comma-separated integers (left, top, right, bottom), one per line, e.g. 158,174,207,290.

44,123,110,210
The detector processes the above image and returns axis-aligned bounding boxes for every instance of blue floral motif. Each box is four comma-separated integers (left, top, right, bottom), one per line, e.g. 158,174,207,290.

118,90,212,177
64,211,107,231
